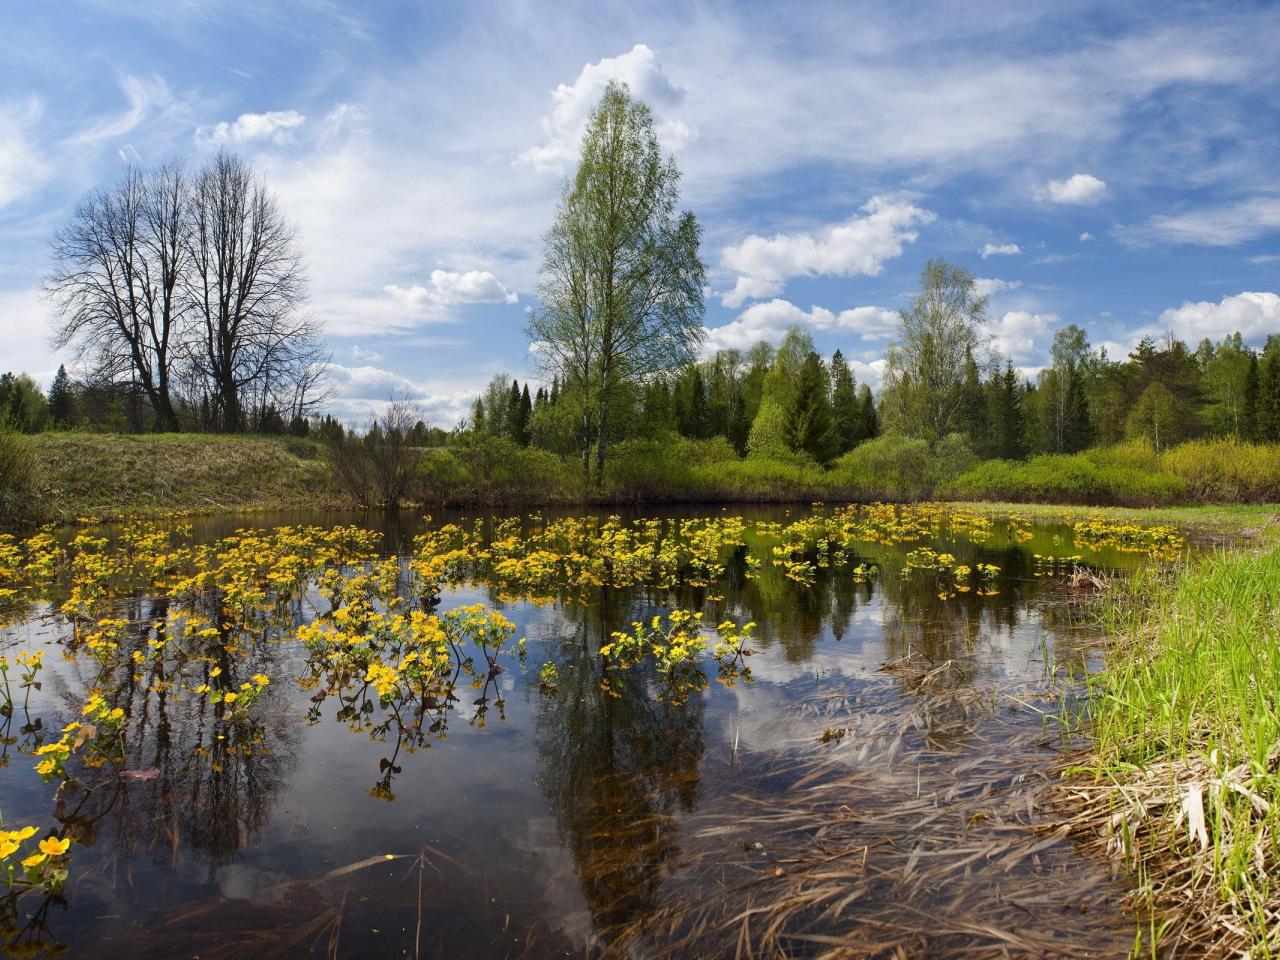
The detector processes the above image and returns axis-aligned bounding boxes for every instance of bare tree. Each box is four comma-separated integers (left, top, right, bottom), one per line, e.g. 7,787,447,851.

186,152,309,432
47,163,189,431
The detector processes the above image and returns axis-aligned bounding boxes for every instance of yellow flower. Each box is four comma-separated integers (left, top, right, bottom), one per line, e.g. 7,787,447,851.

21,852,47,869
223,692,238,703
38,836,69,857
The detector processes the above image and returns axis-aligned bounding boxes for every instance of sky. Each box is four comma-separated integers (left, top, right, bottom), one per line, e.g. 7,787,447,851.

2,0,1279,425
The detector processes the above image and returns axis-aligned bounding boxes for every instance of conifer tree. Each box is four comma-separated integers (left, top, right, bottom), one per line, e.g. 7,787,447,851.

829,350,860,455
786,351,835,463
48,364,74,427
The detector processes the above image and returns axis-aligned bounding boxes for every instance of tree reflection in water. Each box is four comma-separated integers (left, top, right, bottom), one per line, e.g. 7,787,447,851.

534,601,705,936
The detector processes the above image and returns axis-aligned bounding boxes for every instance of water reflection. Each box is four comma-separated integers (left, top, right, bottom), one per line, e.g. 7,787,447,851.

0,506,1170,957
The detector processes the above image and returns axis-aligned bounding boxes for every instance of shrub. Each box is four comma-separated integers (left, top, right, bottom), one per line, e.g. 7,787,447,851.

948,450,1186,505
690,457,828,501
604,436,695,502
456,437,577,504
832,434,934,500
1159,438,1280,503
0,420,39,524
411,449,470,504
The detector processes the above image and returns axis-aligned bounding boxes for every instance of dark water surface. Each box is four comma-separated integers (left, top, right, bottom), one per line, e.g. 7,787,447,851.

0,506,1153,958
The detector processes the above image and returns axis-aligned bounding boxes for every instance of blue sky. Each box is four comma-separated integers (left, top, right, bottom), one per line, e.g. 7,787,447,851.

2,0,1279,424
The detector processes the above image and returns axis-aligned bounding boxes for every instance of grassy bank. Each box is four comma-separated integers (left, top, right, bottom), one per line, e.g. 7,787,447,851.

27,432,338,520
7,430,1280,525
1064,535,1280,956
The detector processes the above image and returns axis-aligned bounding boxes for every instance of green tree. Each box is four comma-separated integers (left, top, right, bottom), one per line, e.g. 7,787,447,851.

1201,333,1254,437
1041,325,1093,453
0,373,49,433
1126,381,1181,450
786,352,835,463
829,350,860,455
882,259,988,443
986,364,1026,459
1258,338,1280,442
528,82,706,486
47,364,74,427
747,328,813,458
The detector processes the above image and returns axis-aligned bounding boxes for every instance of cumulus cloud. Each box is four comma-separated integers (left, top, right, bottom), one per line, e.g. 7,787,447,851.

384,269,517,316
196,110,306,147
518,43,691,173
1041,173,1107,204
350,345,383,363
720,196,934,307
980,242,1020,259
986,310,1059,367
703,298,899,353
1125,198,1280,246
1156,291,1280,344
1079,231,1094,241
324,362,477,426
973,277,1021,298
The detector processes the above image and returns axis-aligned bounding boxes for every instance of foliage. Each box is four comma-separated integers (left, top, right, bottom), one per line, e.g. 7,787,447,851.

881,259,988,442
529,81,705,486
0,422,38,525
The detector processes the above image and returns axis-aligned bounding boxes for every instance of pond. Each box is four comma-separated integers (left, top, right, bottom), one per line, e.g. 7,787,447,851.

0,504,1185,958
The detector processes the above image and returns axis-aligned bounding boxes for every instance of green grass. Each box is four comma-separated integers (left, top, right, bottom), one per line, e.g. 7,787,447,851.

1074,536,1280,954
29,432,338,521
951,501,1279,539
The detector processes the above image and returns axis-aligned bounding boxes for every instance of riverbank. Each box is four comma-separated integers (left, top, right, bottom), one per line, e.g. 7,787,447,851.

1059,529,1280,956
10,432,1280,528
27,432,340,521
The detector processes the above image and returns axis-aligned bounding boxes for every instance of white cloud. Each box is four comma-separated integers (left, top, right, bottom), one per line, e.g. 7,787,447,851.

517,43,691,173
195,109,306,147
1079,231,1094,241
703,298,899,353
324,362,477,427
980,242,1020,259
383,269,516,317
1042,173,1107,204
1156,291,1280,345
1125,197,1280,246
427,269,518,305
973,277,1021,298
0,98,44,210
74,74,176,145
350,345,383,363
987,310,1059,367
720,196,934,307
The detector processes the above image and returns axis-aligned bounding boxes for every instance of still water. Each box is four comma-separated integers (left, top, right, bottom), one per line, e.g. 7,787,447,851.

0,505,1162,958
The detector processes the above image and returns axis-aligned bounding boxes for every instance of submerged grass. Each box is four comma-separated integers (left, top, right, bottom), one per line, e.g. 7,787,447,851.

1063,536,1280,956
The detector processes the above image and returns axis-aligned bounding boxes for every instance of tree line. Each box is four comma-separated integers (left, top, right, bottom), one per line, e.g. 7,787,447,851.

11,81,1280,478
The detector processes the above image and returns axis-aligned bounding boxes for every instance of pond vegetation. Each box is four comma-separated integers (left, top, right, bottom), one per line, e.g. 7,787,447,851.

0,504,1201,956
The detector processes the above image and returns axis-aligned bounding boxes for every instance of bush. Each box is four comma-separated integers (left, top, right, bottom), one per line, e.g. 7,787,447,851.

604,436,695,502
832,434,934,500
411,449,470,504
690,457,828,501
948,449,1186,505
1159,438,1280,503
0,421,39,524
455,436,578,504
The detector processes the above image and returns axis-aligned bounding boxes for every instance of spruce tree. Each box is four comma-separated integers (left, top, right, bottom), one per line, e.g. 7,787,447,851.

829,350,860,455
48,364,74,427
987,364,1026,459
855,383,878,442
1258,344,1280,441
786,352,835,462
1243,352,1260,440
